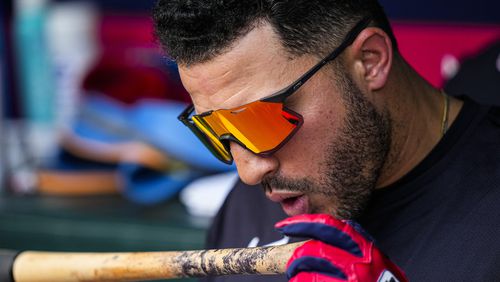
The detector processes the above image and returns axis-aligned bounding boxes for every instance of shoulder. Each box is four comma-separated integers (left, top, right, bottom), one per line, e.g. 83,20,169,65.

456,103,500,152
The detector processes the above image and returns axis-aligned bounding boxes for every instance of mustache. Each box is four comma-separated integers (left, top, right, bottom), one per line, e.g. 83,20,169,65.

261,174,316,194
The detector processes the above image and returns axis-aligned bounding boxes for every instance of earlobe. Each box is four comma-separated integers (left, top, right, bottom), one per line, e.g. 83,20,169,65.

352,28,393,91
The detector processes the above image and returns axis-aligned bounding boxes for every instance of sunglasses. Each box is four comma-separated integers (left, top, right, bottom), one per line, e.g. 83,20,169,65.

178,16,372,164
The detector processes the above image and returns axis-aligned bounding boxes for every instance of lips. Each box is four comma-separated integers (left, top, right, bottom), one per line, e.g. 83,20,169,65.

266,190,309,216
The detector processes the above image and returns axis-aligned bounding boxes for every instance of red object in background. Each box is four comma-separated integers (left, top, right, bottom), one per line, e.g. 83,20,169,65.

393,22,500,88
81,47,190,105
81,14,190,105
99,14,157,49
93,14,500,100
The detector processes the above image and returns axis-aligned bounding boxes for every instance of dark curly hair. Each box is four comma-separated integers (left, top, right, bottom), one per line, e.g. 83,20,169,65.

153,0,396,65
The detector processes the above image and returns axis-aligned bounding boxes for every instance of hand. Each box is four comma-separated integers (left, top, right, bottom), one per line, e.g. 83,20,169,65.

275,214,408,282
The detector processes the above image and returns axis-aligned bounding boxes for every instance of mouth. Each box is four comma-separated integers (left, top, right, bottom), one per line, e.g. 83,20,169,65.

266,190,309,216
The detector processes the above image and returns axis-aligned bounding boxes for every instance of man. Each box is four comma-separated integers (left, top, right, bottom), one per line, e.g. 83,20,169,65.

153,1,500,281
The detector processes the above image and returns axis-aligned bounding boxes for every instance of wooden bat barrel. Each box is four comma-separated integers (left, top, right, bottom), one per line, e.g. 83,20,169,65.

10,242,302,281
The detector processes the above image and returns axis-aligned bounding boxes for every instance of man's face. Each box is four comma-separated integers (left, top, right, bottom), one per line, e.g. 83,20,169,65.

179,23,391,219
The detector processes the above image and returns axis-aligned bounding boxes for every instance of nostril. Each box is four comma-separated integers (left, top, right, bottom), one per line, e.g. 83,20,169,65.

230,142,280,186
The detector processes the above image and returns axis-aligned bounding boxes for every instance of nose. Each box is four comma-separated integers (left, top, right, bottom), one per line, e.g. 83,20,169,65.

229,142,279,185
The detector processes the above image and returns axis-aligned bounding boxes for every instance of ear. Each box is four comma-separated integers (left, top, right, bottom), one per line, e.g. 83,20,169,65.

349,27,393,91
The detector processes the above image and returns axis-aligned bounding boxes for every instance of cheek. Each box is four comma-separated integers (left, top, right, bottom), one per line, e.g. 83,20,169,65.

276,99,347,172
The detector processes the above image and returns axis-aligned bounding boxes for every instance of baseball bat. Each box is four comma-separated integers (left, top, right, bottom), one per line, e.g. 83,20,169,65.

1,241,303,282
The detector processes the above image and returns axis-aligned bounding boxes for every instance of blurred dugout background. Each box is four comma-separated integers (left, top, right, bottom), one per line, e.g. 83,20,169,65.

0,0,498,278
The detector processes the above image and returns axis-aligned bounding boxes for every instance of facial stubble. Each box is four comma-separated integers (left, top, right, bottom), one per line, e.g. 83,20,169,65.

262,71,391,219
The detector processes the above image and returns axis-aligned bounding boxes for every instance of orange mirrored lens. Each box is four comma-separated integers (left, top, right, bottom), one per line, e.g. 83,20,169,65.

198,101,300,154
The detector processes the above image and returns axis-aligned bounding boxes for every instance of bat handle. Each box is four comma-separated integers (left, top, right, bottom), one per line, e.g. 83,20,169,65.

0,250,17,282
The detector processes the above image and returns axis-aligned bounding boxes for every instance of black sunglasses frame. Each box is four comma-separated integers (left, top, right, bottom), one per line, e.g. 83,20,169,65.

178,16,373,164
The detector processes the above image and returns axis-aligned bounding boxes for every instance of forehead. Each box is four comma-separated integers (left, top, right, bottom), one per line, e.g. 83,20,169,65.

178,23,313,113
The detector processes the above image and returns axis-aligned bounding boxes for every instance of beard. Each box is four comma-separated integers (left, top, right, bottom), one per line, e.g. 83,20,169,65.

262,70,391,219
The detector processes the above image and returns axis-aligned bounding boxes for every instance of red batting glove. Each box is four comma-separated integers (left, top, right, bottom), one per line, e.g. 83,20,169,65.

275,214,408,282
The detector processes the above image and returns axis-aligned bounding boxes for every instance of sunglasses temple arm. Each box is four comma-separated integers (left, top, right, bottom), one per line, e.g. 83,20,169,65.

265,16,372,103
324,16,373,62
302,16,374,84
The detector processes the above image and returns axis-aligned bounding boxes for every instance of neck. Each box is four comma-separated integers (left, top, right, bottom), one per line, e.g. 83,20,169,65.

375,56,463,188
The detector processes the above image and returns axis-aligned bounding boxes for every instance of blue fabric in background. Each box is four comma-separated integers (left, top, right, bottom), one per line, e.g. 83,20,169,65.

65,95,234,205
120,162,200,205
77,95,234,172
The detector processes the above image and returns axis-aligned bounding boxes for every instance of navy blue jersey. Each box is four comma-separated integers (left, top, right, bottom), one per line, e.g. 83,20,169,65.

202,99,500,281
359,99,500,281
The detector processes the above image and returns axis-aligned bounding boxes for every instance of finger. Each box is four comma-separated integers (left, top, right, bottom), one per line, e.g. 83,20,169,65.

275,214,343,229
287,255,347,281
276,214,366,257
343,220,374,242
290,240,365,268
289,271,348,282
